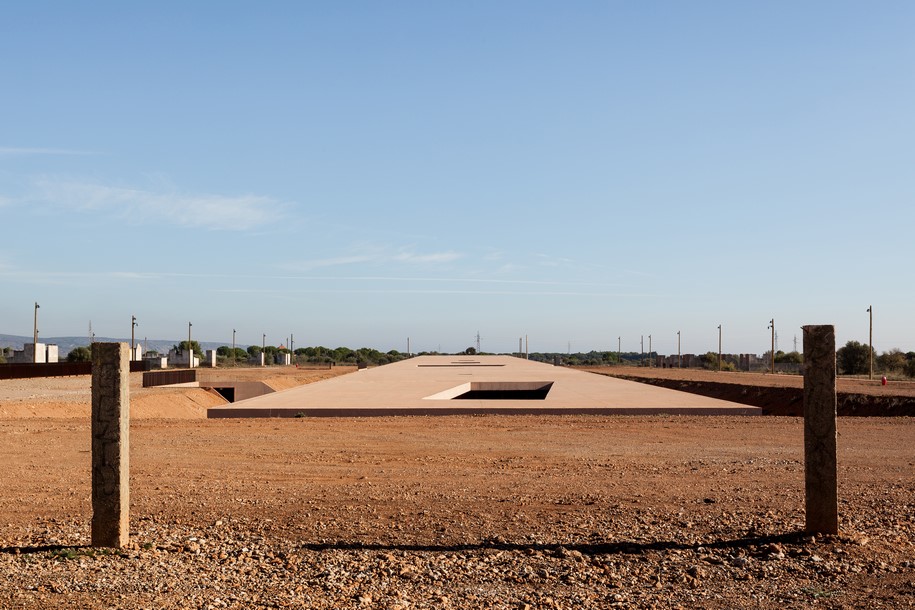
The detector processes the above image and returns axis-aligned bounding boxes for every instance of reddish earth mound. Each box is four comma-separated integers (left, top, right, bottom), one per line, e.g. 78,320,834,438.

584,367,915,416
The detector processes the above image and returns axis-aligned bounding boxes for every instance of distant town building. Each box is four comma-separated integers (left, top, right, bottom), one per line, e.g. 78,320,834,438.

143,353,168,369
11,343,59,364
167,347,199,368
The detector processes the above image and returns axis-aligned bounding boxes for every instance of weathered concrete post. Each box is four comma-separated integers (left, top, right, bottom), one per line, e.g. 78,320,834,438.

802,325,839,534
91,342,130,548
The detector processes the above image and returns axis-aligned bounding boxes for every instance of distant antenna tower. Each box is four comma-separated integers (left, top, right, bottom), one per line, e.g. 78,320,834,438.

88,320,94,343
475,331,481,352
793,335,798,353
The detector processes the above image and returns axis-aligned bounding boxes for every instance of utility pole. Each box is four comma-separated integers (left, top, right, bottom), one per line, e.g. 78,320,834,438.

640,335,644,367
618,336,621,366
648,334,652,368
407,337,411,356
768,319,776,374
677,330,681,368
525,335,529,359
717,324,722,372
188,322,193,369
519,337,523,358
232,329,236,354
867,305,873,380
33,302,40,362
131,316,137,361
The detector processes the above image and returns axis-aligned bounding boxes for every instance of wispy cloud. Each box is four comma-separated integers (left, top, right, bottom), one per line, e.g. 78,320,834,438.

391,251,462,264
108,271,162,280
282,255,378,271
216,287,657,297
0,264,631,297
282,247,463,271
534,253,576,268
0,147,95,156
31,178,283,231
0,267,160,286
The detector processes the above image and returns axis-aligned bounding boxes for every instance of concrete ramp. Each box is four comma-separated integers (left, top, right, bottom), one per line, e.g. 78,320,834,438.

208,355,760,418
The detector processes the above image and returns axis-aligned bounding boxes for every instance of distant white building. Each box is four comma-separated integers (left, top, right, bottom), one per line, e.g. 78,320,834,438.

143,354,168,369
11,343,59,364
167,347,199,368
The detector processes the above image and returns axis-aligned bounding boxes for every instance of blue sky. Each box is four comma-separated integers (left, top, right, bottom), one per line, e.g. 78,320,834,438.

2,2,913,355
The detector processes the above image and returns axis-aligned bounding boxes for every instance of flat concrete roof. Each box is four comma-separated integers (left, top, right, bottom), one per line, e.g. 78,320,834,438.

207,355,761,418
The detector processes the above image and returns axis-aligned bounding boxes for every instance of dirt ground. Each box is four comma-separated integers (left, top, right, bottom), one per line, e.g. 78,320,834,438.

0,366,913,608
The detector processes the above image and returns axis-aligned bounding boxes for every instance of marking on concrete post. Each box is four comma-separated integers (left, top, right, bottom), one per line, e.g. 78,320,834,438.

91,342,130,548
802,325,839,535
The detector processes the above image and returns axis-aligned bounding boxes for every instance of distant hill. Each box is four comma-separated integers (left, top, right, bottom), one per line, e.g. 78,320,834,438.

0,334,231,356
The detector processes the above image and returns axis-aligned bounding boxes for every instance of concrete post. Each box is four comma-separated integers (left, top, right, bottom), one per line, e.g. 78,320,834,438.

802,325,839,535
91,342,130,548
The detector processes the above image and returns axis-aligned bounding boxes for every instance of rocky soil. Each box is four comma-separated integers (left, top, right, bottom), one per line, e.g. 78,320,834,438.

0,367,913,608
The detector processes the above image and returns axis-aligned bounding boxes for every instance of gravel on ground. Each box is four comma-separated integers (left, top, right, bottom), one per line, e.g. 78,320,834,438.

1,410,913,609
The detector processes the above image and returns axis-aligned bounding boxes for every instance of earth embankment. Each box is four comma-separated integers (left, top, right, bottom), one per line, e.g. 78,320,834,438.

583,366,915,416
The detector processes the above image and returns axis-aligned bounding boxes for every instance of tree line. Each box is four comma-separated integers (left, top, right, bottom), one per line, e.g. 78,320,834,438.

42,340,915,377
215,344,410,366
836,341,915,377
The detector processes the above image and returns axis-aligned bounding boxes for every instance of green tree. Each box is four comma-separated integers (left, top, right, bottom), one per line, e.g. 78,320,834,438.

877,348,906,373
464,347,477,355
247,345,262,357
333,347,355,362
701,351,735,371
836,340,872,375
775,351,803,364
67,346,92,362
217,346,248,363
701,351,719,370
906,359,915,379
176,340,204,359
